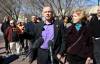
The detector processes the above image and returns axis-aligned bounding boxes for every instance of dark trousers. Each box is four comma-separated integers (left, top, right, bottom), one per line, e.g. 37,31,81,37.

67,54,86,64
19,34,25,49
0,56,4,64
4,35,9,51
28,41,37,64
37,48,51,64
24,40,28,51
29,48,37,64
37,48,59,64
19,38,24,49
93,38,100,64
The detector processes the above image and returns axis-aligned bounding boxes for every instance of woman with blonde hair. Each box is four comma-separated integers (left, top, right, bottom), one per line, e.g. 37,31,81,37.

57,9,95,64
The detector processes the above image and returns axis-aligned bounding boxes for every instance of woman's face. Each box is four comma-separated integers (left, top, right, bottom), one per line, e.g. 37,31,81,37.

10,22,14,26
72,13,81,23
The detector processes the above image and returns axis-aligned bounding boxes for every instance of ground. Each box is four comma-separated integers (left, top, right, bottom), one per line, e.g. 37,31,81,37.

0,35,37,64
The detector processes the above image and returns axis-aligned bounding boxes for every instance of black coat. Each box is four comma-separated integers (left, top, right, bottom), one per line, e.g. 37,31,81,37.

89,14,100,37
1,21,9,34
61,22,94,59
34,19,64,54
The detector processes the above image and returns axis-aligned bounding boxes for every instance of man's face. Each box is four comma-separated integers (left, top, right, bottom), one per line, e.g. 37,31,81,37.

31,16,37,22
10,20,15,26
42,7,53,21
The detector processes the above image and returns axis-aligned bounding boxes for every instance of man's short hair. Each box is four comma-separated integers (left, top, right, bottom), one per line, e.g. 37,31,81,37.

42,5,53,11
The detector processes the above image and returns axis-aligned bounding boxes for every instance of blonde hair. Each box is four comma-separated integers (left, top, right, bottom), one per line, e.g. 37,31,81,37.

73,9,86,20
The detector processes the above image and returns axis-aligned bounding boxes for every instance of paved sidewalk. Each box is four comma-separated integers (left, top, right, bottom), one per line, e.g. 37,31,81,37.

0,36,37,64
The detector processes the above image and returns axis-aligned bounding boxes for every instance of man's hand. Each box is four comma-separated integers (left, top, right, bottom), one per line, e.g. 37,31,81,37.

57,54,61,59
85,57,93,64
57,54,69,64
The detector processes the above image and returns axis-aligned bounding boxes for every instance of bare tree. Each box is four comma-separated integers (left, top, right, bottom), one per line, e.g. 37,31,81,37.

0,0,22,21
27,0,96,18
0,0,96,21
27,0,73,18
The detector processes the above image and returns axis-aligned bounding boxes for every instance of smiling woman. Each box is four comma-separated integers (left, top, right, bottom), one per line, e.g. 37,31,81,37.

72,9,86,23
58,9,95,64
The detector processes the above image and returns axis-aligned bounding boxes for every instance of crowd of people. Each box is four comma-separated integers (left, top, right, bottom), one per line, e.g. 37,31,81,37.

0,5,100,64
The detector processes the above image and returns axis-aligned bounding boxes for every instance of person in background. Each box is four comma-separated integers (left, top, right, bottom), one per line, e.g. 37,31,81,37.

89,6,100,64
6,20,20,55
24,15,39,64
23,17,29,53
63,16,72,29
1,16,10,54
17,21,25,54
